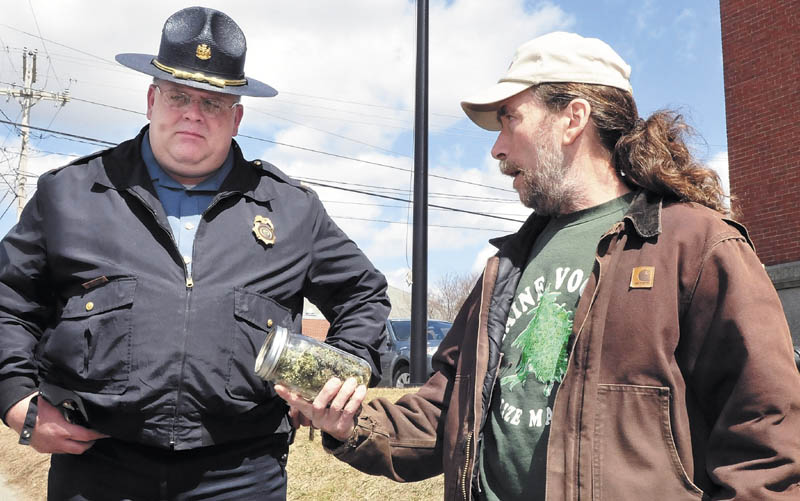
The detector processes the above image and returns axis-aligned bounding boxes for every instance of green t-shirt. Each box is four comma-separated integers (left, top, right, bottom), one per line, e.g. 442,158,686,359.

478,194,632,500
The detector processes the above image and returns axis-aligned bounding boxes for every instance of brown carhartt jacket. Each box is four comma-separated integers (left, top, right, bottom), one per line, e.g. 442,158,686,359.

327,191,800,500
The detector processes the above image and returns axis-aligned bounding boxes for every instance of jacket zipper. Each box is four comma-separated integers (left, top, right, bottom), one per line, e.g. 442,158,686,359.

542,228,618,500
170,275,193,448
127,189,239,448
461,431,473,501
126,188,195,449
467,261,503,501
168,192,235,447
472,352,504,499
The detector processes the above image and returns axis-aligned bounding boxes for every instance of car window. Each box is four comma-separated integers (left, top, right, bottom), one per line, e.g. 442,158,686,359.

391,320,452,342
428,321,451,340
391,320,411,341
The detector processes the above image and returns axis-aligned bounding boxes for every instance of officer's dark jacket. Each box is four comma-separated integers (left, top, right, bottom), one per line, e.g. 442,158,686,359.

0,127,390,450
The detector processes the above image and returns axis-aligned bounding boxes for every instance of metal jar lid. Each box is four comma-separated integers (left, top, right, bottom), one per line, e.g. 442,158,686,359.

254,325,288,380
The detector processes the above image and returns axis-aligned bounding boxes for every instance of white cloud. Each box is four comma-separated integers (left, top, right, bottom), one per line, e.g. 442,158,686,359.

384,267,413,291
0,0,573,274
634,0,660,36
472,243,499,274
674,8,699,61
707,150,729,198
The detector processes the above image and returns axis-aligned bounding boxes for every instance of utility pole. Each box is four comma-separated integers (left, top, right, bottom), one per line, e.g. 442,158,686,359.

0,48,69,219
410,0,429,385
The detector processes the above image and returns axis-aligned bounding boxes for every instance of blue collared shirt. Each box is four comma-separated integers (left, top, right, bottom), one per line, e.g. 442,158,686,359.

141,131,233,274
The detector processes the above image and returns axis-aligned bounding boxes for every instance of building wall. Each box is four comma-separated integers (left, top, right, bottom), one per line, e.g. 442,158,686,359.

301,285,411,342
720,0,800,345
767,263,800,346
720,0,800,266
301,318,329,342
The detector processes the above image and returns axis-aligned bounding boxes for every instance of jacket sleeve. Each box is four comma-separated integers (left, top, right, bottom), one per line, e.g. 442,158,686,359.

324,276,484,482
0,188,53,423
302,195,390,386
682,233,800,499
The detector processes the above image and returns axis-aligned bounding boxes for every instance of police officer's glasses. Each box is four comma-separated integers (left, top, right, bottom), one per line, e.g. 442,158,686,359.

154,85,240,117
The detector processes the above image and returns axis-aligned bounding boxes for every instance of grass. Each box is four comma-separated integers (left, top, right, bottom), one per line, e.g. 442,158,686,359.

0,388,443,500
286,387,443,500
0,423,49,500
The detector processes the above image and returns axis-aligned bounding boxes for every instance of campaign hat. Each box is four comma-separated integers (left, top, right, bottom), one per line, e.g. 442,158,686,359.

115,6,277,97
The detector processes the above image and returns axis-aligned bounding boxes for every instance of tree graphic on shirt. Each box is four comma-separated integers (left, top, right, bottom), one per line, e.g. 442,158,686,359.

501,287,572,396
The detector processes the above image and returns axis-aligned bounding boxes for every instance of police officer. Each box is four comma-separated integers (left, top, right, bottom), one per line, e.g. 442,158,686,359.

0,6,389,499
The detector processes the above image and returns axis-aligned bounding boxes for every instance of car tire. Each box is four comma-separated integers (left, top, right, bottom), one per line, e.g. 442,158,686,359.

393,365,411,388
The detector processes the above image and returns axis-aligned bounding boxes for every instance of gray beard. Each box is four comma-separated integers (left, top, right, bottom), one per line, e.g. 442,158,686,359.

500,135,584,216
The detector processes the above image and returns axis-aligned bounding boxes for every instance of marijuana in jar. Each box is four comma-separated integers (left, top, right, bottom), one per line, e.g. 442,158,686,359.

255,326,372,402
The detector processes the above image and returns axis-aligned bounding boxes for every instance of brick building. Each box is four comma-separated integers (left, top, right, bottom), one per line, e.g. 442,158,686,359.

301,285,413,341
720,0,800,345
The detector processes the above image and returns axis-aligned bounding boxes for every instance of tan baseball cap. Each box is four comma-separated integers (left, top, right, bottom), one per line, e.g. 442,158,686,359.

461,32,632,131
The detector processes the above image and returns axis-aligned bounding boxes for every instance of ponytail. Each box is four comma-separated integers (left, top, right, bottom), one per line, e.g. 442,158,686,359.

532,83,729,216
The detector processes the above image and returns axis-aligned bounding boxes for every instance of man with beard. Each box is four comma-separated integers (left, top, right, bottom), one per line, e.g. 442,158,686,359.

276,32,800,499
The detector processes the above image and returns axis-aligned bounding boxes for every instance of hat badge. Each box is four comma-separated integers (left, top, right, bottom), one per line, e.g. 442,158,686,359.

252,215,276,247
196,44,211,61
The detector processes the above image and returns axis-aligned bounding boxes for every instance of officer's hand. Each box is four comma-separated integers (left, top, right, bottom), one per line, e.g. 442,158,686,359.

5,394,109,454
286,404,312,429
274,377,366,442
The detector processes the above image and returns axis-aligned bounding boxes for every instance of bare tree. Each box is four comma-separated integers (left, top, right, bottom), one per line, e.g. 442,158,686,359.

428,271,481,322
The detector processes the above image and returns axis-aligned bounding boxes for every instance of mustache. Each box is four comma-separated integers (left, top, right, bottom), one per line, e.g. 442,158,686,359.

498,160,520,176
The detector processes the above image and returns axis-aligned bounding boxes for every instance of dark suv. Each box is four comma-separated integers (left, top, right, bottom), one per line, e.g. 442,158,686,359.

378,319,452,388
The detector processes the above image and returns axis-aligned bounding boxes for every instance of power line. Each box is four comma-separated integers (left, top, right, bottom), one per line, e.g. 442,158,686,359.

27,0,62,89
280,90,464,120
1,146,79,159
0,92,513,194
0,24,112,65
249,99,487,139
0,50,70,220
0,191,17,219
320,198,528,217
239,133,513,193
0,25,462,121
0,108,18,131
0,42,480,138
330,214,513,233
295,175,518,203
248,108,407,157
0,25,476,134
0,119,113,147
303,180,524,223
0,148,19,191
0,120,524,226
68,96,144,115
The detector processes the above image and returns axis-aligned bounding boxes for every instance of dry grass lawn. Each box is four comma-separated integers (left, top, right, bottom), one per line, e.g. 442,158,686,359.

0,388,443,500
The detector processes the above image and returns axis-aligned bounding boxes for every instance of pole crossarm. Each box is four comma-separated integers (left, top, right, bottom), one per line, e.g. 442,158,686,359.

0,88,69,104
0,50,70,220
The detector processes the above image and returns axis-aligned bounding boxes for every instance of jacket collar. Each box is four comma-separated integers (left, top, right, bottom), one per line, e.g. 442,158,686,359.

622,189,662,238
489,189,663,254
91,125,151,192
91,125,280,204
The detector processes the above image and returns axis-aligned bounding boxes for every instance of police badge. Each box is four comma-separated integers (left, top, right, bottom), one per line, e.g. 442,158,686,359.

252,215,276,247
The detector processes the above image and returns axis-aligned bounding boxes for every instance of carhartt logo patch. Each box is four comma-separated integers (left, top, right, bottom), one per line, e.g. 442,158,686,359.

630,266,655,288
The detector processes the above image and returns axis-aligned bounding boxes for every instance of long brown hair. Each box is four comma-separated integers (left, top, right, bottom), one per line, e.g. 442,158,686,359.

531,83,730,216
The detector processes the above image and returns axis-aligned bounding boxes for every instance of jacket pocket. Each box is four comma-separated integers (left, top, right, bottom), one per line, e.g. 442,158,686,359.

592,384,703,500
226,287,292,401
43,277,136,394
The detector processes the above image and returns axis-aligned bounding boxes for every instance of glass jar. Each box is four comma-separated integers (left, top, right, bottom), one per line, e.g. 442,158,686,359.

254,325,372,401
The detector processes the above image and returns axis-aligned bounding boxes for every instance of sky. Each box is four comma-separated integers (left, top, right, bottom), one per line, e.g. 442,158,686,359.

0,0,728,292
